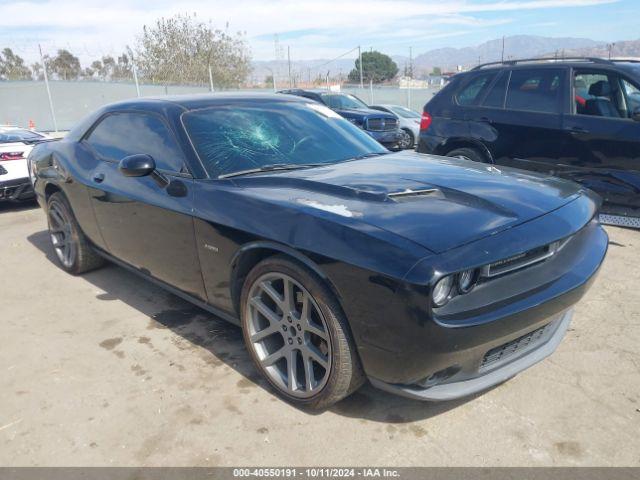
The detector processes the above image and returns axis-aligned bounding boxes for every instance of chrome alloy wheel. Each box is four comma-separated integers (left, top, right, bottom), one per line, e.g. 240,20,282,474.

398,130,412,149
246,273,332,398
48,201,75,268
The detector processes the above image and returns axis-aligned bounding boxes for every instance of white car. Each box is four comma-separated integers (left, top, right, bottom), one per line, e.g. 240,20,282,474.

369,104,421,150
0,126,50,202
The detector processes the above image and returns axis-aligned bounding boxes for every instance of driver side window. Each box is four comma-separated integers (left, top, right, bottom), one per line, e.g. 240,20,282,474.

86,112,187,173
573,70,638,120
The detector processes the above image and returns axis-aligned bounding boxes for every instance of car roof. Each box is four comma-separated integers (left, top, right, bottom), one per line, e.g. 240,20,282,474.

280,89,352,96
471,57,640,73
104,92,312,112
0,125,44,135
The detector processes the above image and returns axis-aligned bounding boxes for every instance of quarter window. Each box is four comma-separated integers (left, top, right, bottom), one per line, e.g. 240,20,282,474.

86,113,186,173
456,73,497,106
505,68,564,114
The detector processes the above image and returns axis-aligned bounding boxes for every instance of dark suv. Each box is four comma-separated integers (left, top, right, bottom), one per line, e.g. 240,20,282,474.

417,57,640,226
279,89,404,149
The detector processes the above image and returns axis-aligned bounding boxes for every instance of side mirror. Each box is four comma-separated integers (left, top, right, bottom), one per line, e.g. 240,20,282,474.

119,154,156,177
632,107,640,122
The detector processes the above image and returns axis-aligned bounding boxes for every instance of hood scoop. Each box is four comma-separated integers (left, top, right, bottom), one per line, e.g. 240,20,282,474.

387,188,444,202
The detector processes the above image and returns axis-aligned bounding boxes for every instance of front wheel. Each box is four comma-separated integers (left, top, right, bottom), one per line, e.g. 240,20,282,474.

446,147,486,163
240,255,364,409
47,192,105,274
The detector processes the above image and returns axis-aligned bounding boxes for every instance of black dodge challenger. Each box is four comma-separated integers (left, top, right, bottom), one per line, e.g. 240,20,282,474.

29,93,608,408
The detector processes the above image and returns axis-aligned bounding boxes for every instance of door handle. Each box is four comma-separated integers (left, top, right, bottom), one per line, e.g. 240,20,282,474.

478,116,492,124
568,126,589,134
93,173,105,183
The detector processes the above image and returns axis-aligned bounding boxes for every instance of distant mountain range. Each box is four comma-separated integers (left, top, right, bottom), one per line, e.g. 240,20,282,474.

251,35,640,83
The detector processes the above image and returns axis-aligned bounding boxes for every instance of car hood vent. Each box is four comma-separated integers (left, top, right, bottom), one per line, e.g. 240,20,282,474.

387,188,444,201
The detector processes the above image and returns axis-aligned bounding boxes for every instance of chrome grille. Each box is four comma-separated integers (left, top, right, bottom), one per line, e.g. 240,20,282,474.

366,117,398,131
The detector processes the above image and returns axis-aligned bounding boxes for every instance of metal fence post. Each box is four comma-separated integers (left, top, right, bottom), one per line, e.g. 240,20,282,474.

132,64,141,97
39,44,58,132
369,79,373,104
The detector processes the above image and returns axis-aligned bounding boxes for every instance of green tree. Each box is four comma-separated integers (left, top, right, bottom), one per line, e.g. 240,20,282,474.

430,66,442,76
0,48,32,80
135,13,251,87
348,51,398,84
49,49,81,80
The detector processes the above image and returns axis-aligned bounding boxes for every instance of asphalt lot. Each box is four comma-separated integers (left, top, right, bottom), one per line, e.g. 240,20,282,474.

1,201,639,467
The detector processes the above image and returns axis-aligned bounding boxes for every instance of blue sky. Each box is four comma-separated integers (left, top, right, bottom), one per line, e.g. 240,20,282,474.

0,0,637,64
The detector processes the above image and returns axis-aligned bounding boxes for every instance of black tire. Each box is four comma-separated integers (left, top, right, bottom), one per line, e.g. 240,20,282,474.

400,129,415,149
446,147,487,163
46,192,105,275
240,255,365,409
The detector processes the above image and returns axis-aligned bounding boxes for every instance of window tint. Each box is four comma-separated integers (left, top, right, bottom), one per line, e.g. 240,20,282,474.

321,94,369,110
622,78,640,114
389,106,421,118
573,71,631,118
182,102,387,178
456,72,497,106
482,71,508,108
0,129,44,143
87,113,185,172
506,68,564,114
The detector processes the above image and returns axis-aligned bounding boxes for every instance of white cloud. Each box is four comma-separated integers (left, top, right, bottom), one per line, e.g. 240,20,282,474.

0,0,619,62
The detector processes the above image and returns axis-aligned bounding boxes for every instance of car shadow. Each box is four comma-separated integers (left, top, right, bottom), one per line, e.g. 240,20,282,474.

27,229,483,423
0,199,38,213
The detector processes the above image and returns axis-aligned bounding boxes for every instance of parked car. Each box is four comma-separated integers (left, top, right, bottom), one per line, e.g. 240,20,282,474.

30,93,607,408
0,125,50,202
417,57,640,228
279,89,404,149
370,104,421,149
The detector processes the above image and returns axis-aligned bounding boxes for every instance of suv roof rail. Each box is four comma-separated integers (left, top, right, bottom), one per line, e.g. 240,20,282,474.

471,57,615,70
608,57,640,63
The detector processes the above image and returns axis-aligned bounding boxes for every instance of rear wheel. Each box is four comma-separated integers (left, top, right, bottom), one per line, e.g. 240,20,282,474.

446,147,486,163
240,255,364,409
47,192,105,274
398,129,415,149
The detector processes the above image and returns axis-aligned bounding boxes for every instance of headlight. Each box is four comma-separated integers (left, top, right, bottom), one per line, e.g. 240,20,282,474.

458,268,478,294
432,275,453,307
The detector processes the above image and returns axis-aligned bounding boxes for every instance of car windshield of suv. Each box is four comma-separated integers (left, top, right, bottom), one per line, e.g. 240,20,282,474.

182,101,388,178
388,106,420,119
321,94,369,110
0,129,44,143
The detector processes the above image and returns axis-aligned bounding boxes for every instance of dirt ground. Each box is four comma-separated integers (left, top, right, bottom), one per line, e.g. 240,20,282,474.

1,201,638,466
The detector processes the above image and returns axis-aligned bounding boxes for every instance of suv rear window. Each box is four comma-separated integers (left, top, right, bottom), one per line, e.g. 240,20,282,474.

455,72,497,106
505,68,564,114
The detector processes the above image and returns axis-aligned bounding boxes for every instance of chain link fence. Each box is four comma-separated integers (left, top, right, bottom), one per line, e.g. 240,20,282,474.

0,79,441,132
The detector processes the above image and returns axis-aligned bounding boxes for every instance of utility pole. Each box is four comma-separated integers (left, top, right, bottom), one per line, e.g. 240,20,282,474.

358,46,364,89
608,43,616,60
287,46,292,88
39,44,58,132
501,36,505,62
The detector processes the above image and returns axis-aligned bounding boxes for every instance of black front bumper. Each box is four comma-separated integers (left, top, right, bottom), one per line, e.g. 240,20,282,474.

0,177,34,202
370,309,572,400
357,213,607,400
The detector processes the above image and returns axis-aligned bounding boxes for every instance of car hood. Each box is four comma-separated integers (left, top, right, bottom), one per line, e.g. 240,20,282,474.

334,108,396,120
234,152,584,254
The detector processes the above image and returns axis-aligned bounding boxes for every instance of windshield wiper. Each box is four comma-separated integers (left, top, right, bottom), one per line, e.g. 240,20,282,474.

218,163,324,179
